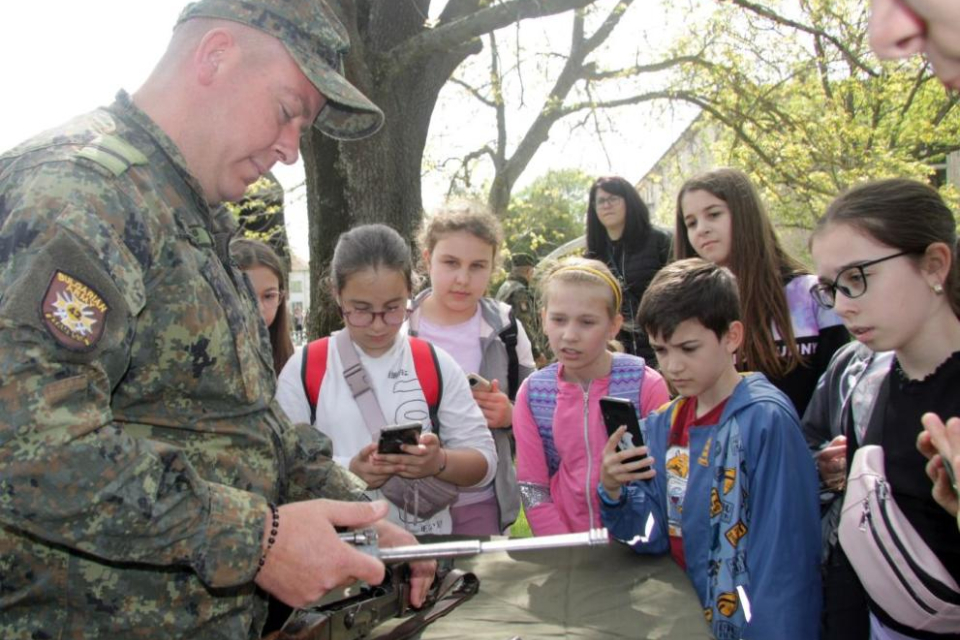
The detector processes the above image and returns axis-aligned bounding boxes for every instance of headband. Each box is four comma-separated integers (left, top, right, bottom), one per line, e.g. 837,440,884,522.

553,265,622,311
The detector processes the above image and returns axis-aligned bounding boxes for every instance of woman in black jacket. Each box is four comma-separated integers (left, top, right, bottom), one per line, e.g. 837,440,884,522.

584,176,672,362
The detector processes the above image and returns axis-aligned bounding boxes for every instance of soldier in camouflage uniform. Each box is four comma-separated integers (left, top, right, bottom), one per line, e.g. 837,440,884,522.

0,1,434,638
496,253,547,366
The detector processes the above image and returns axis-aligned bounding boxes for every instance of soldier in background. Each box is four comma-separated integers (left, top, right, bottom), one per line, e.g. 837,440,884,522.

496,253,547,366
0,0,433,637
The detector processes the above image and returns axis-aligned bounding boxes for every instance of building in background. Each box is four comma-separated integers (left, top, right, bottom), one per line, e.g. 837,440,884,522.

288,253,310,328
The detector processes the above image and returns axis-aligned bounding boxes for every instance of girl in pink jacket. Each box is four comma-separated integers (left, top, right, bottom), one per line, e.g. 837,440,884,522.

514,258,669,535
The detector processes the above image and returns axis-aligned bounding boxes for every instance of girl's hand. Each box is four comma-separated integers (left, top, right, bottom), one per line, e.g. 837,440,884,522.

600,426,655,501
472,379,513,429
919,413,960,517
815,435,847,490
374,432,444,479
925,454,959,517
349,443,398,489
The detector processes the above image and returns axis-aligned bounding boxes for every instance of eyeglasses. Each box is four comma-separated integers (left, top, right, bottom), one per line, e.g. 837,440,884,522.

595,195,622,208
810,251,910,309
339,306,410,328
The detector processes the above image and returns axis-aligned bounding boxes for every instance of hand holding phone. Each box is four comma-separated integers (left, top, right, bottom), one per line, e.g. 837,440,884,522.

467,373,492,392
599,396,646,463
377,422,423,455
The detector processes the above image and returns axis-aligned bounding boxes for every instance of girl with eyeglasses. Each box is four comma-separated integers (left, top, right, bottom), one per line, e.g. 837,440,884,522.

675,168,849,419
408,203,537,535
275,224,496,535
802,179,960,640
230,237,295,375
585,176,673,362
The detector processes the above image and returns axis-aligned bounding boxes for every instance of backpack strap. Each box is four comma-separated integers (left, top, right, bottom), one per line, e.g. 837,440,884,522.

409,337,443,438
300,334,444,434
498,308,520,401
301,337,331,425
526,363,562,477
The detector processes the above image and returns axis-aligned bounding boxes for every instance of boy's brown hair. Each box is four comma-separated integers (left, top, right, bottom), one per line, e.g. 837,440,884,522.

638,258,741,342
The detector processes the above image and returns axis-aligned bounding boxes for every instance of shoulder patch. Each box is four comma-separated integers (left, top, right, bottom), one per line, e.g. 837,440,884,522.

76,134,148,177
40,271,109,351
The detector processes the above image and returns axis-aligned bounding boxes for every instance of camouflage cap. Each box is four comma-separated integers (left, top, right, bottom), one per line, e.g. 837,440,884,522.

177,0,384,140
510,253,537,268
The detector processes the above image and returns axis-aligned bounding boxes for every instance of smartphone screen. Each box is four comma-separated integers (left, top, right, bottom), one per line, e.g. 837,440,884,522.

377,423,422,454
599,396,646,462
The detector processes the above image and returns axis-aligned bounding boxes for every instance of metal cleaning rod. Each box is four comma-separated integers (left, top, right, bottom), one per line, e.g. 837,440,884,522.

369,528,609,563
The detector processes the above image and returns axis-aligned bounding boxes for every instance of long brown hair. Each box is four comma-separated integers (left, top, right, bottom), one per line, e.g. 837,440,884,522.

230,237,294,376
675,168,806,379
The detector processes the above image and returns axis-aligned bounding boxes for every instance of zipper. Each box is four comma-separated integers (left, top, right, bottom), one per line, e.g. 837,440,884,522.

861,488,937,615
874,478,960,605
583,387,595,528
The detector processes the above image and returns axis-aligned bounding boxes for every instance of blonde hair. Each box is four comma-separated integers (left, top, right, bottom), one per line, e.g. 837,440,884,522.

539,257,623,319
416,200,504,264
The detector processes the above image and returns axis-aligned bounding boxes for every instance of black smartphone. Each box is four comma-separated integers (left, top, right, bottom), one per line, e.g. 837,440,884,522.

377,422,422,454
599,396,646,462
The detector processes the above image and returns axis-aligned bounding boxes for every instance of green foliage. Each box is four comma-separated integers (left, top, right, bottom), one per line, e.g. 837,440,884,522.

502,168,590,260
656,0,960,230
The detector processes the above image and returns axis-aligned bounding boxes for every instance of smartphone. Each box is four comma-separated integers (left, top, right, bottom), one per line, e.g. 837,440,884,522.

377,422,422,454
944,455,959,495
467,373,492,392
599,396,646,462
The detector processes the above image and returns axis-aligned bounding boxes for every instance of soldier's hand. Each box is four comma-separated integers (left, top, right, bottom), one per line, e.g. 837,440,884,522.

472,379,513,429
254,499,389,608
373,519,437,607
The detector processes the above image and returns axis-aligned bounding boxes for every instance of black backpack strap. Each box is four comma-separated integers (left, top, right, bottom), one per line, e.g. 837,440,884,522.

498,309,520,402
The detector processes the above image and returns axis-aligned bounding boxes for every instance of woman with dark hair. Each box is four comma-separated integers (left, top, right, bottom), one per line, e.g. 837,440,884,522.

675,168,848,418
230,237,294,376
584,176,672,361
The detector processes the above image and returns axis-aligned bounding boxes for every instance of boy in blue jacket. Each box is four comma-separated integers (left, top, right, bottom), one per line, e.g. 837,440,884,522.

599,259,821,640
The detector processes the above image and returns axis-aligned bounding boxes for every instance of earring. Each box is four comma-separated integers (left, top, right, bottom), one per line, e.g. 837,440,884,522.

932,282,944,295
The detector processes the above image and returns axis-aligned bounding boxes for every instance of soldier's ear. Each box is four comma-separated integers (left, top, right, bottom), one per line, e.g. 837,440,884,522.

195,28,235,86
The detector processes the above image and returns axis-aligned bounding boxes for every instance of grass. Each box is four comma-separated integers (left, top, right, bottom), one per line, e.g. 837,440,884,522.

509,504,532,538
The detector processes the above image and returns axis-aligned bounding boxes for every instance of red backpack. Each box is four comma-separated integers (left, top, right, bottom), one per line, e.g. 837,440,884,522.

299,336,443,430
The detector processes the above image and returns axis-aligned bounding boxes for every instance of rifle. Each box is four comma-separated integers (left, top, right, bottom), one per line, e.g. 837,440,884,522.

269,528,609,640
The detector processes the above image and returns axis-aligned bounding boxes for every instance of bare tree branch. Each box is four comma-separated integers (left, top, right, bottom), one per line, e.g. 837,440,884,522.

388,0,598,74
722,0,878,78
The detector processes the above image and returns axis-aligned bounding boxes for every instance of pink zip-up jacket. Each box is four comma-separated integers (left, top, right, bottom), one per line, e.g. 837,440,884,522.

514,362,669,535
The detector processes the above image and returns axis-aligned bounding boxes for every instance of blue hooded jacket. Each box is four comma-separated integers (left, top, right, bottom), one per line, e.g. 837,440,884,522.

600,374,822,640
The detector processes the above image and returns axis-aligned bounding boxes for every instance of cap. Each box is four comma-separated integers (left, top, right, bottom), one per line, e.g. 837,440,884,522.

177,0,385,140
510,253,537,268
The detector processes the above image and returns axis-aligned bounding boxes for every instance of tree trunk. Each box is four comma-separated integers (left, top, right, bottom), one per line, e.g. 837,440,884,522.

304,0,597,338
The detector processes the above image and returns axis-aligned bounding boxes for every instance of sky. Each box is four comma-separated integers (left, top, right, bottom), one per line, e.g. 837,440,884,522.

1,1,695,260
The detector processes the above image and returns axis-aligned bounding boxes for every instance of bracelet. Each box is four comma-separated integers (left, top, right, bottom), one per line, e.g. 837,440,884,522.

257,503,280,573
436,448,448,476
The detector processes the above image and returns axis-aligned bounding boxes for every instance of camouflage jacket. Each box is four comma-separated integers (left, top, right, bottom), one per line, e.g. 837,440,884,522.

495,275,544,361
0,91,366,639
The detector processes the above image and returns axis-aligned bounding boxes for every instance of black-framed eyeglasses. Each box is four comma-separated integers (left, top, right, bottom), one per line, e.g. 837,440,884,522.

810,251,911,309
595,195,622,208
339,306,410,328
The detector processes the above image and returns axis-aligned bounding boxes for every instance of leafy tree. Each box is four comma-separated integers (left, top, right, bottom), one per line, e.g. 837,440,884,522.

304,0,602,338
221,174,291,265
652,0,960,228
502,168,590,259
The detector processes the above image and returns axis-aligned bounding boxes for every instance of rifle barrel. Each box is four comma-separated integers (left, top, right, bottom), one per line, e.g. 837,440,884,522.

377,528,609,563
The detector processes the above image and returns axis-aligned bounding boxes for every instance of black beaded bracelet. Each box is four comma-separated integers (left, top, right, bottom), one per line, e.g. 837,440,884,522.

257,503,280,572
